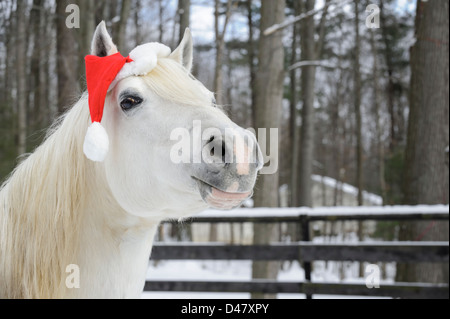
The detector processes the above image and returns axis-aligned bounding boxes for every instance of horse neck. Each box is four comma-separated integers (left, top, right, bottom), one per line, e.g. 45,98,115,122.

73,164,159,298
61,102,160,298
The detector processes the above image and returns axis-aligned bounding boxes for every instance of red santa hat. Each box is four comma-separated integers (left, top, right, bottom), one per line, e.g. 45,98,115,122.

83,43,171,162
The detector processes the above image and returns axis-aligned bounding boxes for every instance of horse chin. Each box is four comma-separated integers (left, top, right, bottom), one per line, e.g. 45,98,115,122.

193,178,252,210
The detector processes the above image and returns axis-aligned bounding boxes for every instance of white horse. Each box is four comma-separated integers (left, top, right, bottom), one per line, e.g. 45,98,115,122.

0,23,262,298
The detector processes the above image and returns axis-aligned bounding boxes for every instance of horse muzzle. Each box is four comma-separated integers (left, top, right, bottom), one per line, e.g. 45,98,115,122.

191,126,263,210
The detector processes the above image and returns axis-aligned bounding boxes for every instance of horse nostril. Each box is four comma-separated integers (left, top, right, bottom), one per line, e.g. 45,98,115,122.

209,136,215,157
208,136,216,157
206,135,227,164
221,140,226,163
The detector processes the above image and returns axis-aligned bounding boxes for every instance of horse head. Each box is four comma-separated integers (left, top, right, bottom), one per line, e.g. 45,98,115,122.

89,22,263,217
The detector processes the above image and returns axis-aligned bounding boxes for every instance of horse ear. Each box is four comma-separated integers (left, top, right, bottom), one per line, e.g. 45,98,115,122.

91,21,118,57
170,28,193,73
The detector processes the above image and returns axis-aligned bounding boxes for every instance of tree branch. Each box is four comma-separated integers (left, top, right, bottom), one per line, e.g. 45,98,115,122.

289,60,375,74
263,0,352,36
288,60,341,71
315,0,331,58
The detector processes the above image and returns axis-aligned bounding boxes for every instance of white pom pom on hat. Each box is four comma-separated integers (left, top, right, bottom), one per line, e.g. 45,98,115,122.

83,43,171,162
83,122,109,162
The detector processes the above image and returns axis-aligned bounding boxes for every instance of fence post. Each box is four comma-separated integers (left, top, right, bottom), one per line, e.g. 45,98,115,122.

300,214,312,299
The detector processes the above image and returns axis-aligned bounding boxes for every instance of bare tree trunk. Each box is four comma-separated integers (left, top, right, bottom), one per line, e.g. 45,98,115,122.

379,0,401,152
352,0,365,278
16,0,27,155
56,0,79,113
332,13,345,207
246,0,257,128
116,0,131,52
213,0,232,106
134,0,142,45
45,3,55,117
39,1,51,128
296,0,330,208
2,0,15,112
290,0,301,207
353,0,363,207
79,0,96,56
298,0,316,208
158,0,165,43
397,0,449,284
29,0,43,134
369,28,387,204
403,0,449,206
178,0,190,43
251,0,285,299
78,0,95,89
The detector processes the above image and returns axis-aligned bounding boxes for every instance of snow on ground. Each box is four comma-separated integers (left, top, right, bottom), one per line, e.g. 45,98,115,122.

142,259,395,299
311,175,384,205
143,260,251,299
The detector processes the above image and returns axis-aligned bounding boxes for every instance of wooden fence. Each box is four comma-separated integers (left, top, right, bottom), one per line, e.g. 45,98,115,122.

145,205,449,299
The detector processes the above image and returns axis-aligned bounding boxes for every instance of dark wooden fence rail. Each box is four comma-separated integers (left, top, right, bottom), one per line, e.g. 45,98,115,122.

150,242,449,262
146,205,449,299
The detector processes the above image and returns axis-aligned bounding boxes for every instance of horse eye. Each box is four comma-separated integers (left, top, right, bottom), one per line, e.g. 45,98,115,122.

120,96,143,111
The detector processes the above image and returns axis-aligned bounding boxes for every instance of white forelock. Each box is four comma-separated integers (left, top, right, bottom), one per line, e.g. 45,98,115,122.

109,43,171,92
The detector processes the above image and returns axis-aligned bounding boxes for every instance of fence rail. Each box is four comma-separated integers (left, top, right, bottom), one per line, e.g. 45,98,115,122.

171,205,450,223
146,205,450,299
144,280,449,299
151,242,449,262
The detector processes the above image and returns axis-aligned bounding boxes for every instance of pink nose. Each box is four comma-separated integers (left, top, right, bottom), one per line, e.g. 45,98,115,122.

234,133,250,175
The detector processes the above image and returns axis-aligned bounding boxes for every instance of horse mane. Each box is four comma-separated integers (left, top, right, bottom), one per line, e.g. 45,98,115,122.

0,93,92,298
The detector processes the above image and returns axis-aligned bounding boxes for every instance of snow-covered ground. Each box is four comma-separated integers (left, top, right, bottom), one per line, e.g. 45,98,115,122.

311,175,383,206
142,259,395,299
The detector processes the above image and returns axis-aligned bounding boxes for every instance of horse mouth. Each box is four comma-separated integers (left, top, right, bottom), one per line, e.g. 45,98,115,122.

193,177,252,210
